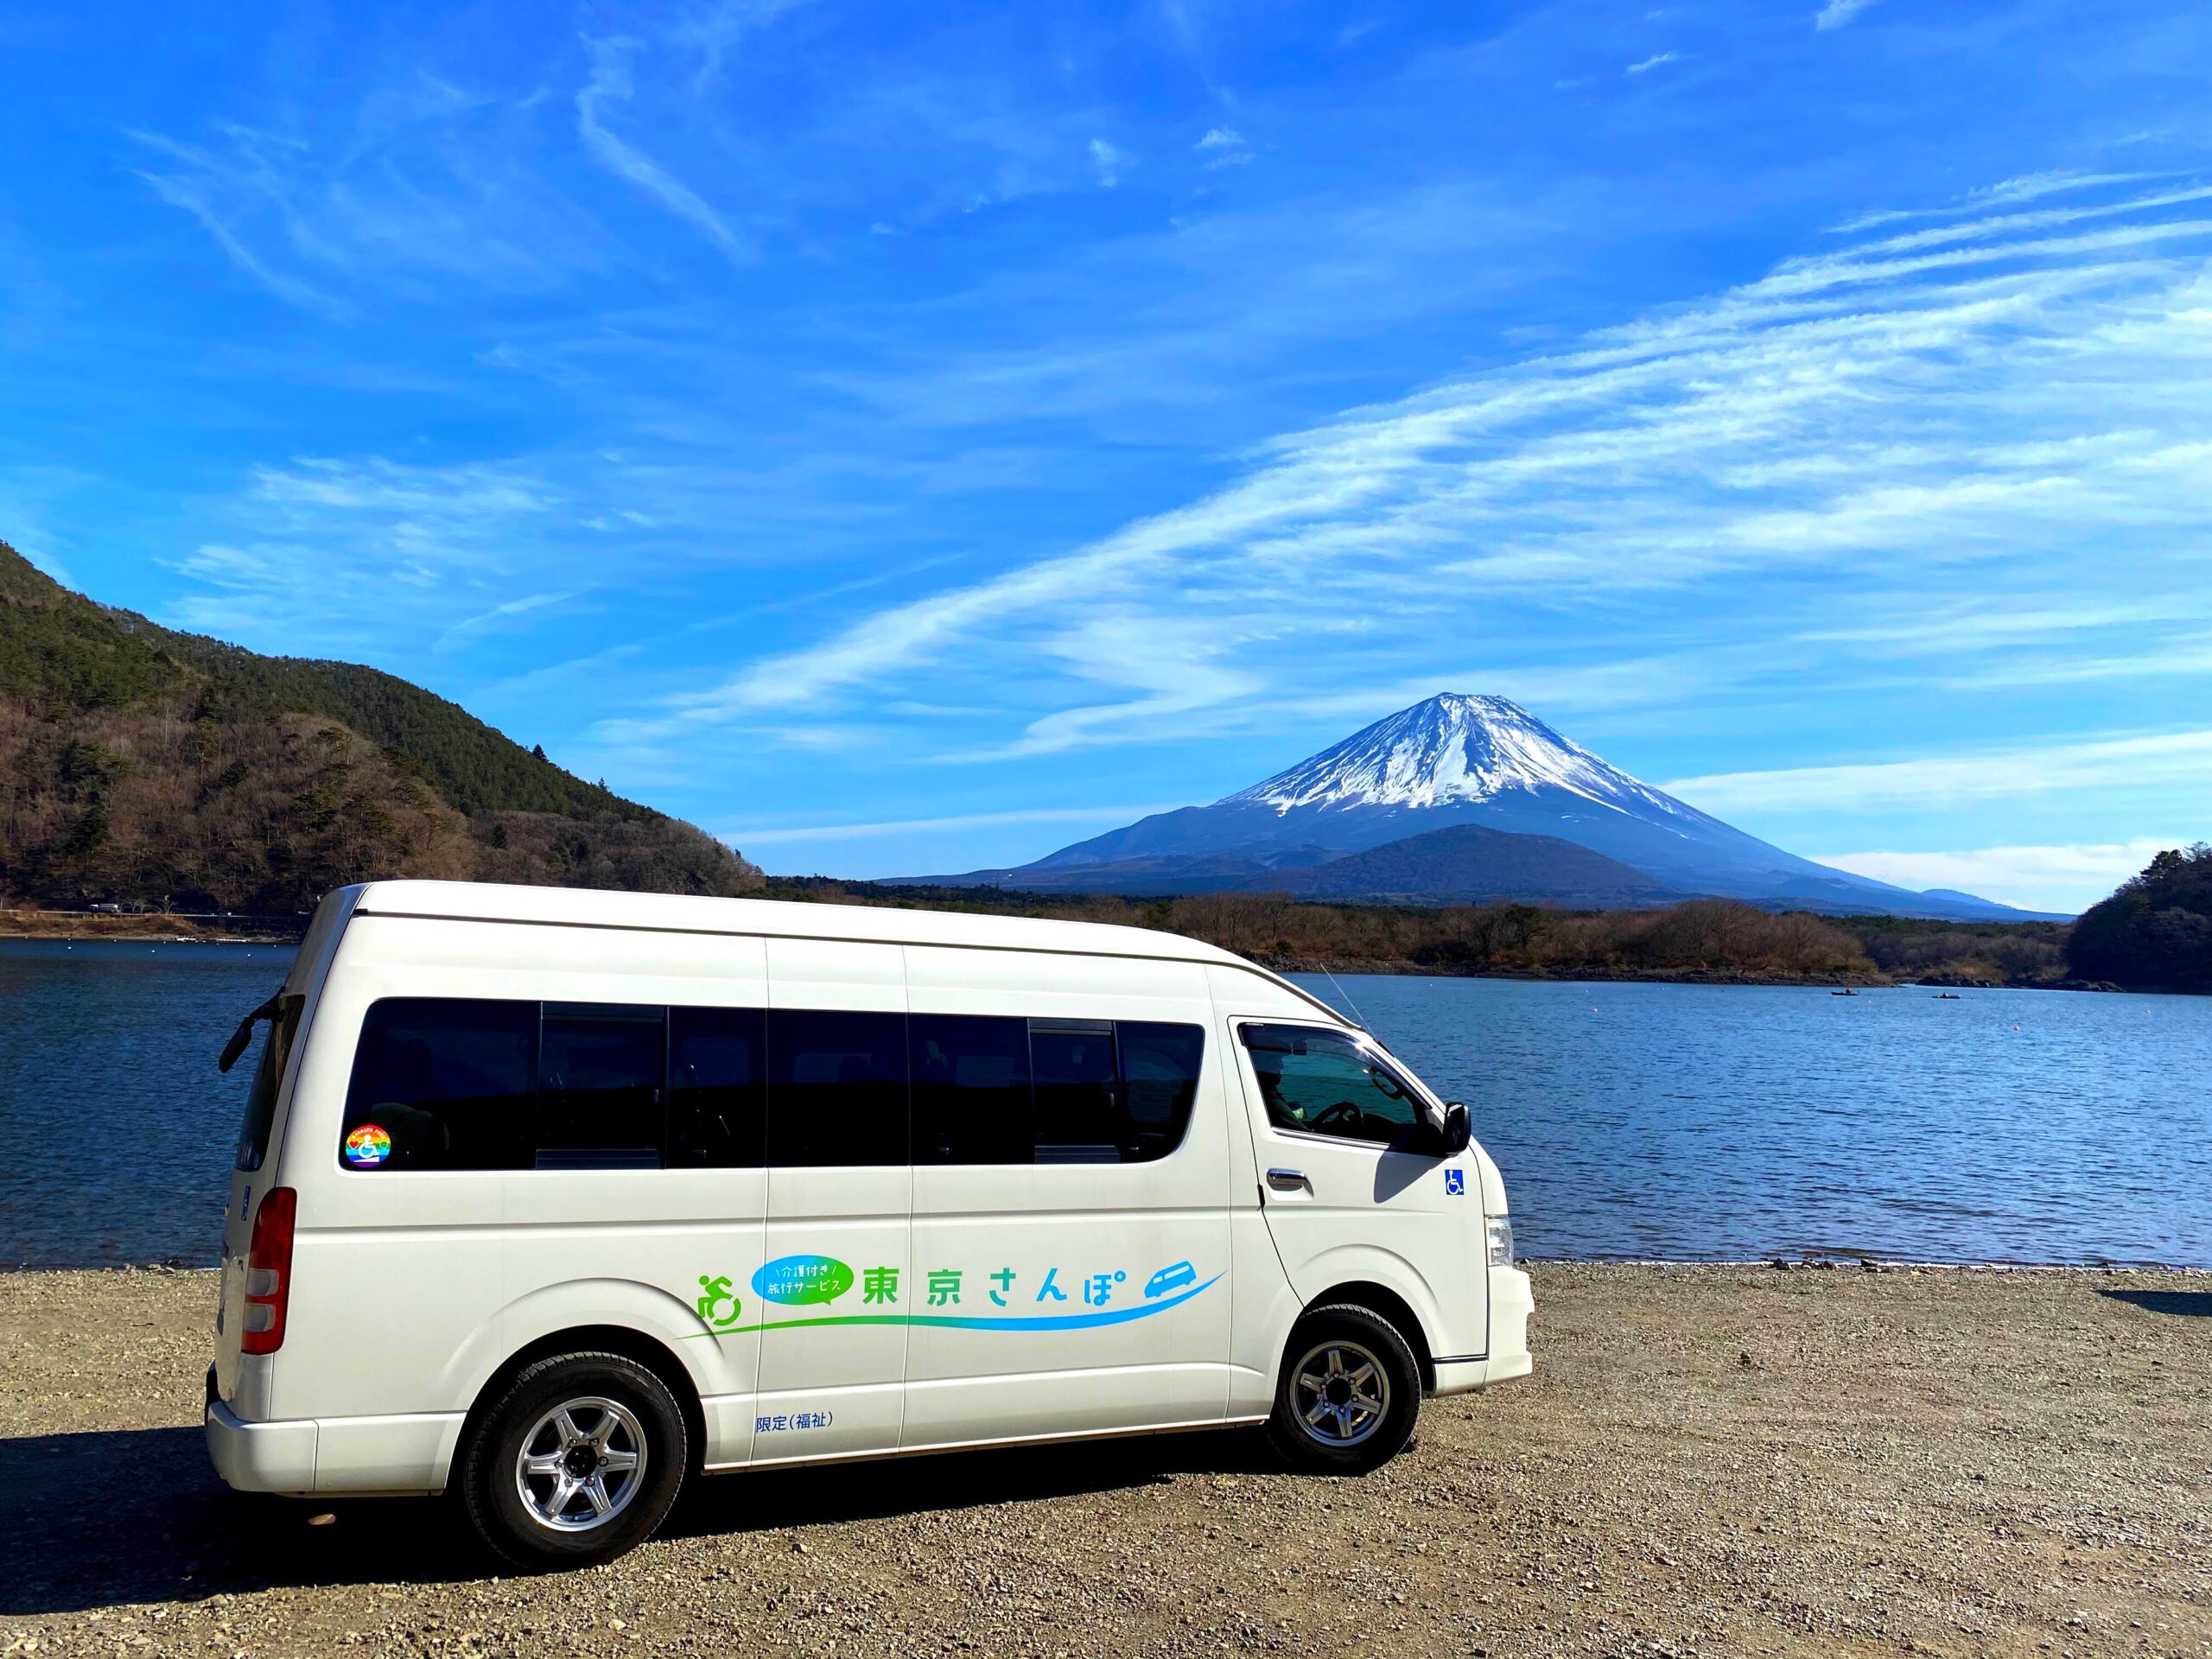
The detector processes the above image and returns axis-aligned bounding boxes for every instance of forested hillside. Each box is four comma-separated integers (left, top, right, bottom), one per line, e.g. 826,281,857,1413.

0,543,761,912
2067,844,2212,991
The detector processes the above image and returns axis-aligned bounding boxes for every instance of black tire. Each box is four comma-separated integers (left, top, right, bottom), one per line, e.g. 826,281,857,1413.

1264,1303,1421,1475
458,1351,689,1569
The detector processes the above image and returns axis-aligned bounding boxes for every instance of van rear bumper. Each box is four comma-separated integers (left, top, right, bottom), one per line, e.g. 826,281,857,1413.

206,1396,460,1496
205,1398,319,1494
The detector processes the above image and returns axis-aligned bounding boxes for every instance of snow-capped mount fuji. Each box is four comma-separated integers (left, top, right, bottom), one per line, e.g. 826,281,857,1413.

1221,693,1700,820
908,694,2051,921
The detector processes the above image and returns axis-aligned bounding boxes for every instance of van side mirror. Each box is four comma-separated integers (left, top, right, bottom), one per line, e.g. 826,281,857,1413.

1440,1102,1471,1154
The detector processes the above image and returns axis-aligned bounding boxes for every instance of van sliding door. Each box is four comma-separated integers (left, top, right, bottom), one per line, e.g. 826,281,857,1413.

753,938,913,1465
902,946,1232,1451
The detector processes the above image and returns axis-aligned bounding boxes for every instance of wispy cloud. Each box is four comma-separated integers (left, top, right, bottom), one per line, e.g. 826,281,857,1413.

1663,731,2212,815
1088,137,1128,188
128,143,347,318
125,85,610,310
576,38,747,261
1814,0,1877,31
1627,53,1680,74
434,588,581,653
1195,126,1250,167
1832,171,2170,234
0,470,98,590
1817,838,2183,913
161,455,569,651
644,181,2212,762
1940,633,2212,691
1794,597,2201,655
719,803,1185,845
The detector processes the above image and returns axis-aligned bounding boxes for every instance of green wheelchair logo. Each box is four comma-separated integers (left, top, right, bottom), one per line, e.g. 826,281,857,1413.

696,1274,744,1328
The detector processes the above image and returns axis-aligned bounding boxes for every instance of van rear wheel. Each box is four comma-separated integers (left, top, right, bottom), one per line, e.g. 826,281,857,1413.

1265,1305,1421,1475
460,1352,688,1569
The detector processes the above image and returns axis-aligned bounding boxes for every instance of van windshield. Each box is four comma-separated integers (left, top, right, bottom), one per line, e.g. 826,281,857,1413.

235,998,302,1173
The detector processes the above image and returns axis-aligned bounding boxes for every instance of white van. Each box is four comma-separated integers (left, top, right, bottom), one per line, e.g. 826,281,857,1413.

207,880,1532,1567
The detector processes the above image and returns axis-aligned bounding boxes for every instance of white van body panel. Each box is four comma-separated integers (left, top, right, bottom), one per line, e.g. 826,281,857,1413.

903,944,1235,1452
206,880,1529,1497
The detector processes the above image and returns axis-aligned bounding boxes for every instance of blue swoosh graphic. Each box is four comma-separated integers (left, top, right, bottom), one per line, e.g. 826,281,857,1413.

895,1274,1224,1332
689,1273,1224,1339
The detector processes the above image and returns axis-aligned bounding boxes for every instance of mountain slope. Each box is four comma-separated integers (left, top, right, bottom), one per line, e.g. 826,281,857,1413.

896,844,1340,899
1262,823,1686,906
141,632,648,821
938,694,2056,921
0,542,762,910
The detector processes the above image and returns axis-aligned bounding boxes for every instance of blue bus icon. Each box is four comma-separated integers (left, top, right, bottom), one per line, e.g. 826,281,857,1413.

1144,1261,1198,1300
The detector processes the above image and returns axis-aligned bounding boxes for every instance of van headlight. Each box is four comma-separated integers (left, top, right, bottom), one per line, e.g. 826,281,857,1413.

1486,1215,1514,1267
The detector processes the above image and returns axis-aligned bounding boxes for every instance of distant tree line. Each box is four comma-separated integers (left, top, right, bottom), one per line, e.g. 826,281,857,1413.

762,880,2150,988
769,861,2212,991
767,883,1905,982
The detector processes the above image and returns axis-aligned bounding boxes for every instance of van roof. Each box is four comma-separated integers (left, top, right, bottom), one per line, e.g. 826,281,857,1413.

346,880,1349,1022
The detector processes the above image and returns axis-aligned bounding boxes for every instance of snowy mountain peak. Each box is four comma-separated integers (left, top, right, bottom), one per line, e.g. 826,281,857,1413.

936,691,2046,920
1220,693,1694,820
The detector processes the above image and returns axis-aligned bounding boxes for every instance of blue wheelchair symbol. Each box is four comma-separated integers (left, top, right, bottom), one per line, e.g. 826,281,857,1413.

1444,1168,1465,1197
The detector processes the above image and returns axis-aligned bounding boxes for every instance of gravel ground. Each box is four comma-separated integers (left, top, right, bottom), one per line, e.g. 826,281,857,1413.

3,1262,2207,1659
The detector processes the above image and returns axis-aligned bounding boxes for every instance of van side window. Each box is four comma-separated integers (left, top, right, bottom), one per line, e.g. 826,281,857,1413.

911,1016,1205,1166
337,1001,1208,1171
1241,1024,1425,1149
342,999,537,1171
538,1005,665,1170
911,1014,1032,1163
669,1006,766,1167
1118,1022,1206,1163
1031,1022,1122,1163
766,1009,910,1167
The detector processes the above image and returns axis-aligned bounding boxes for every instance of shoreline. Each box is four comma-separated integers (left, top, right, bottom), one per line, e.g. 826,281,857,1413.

1257,953,2119,991
0,925,1998,985
0,911,301,944
4,912,2133,991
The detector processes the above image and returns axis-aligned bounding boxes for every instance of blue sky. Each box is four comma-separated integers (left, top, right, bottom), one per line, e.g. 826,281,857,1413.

3,1,2209,912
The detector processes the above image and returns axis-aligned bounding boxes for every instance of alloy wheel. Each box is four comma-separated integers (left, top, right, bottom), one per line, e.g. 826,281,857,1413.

512,1395,647,1532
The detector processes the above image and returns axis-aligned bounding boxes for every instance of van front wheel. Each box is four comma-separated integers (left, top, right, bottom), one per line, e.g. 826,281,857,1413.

1265,1305,1421,1475
460,1352,689,1569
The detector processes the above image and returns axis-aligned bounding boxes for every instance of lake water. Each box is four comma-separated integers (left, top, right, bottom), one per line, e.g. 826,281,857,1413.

1291,971,2210,1267
1,940,2205,1268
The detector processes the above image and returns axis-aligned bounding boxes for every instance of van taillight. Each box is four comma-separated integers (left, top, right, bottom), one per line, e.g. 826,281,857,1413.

240,1186,296,1356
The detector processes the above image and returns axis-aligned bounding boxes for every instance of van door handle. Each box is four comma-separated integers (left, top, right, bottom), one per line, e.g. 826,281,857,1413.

1266,1168,1310,1192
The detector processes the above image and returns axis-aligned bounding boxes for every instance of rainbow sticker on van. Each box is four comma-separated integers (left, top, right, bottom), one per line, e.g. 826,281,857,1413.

343,1124,392,1167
